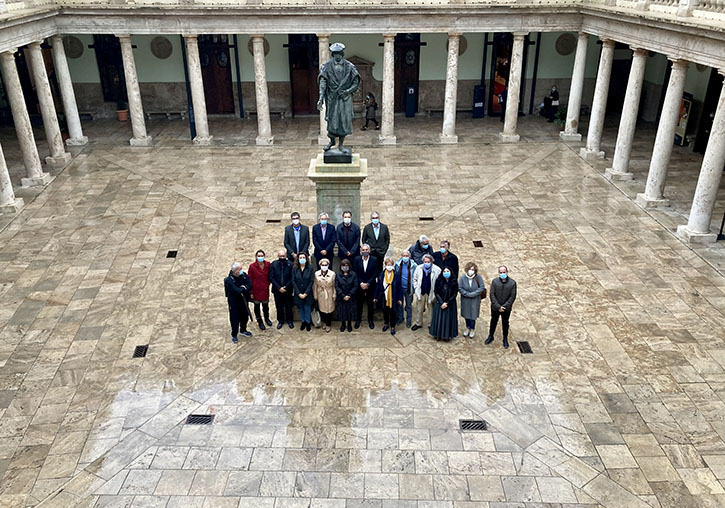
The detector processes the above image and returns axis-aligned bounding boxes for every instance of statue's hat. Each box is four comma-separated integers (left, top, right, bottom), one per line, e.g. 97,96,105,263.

330,42,345,53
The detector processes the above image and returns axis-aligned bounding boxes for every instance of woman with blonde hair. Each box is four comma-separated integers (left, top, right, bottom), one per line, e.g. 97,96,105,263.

313,257,336,333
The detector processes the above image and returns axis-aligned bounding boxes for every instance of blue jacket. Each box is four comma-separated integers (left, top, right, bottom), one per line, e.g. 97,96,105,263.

336,222,361,260
353,255,378,286
312,223,337,262
374,269,404,312
394,258,418,296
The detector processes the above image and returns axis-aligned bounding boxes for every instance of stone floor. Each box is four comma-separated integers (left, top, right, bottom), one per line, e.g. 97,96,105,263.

0,114,724,508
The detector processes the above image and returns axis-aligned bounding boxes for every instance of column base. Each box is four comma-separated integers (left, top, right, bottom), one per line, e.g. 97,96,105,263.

604,168,633,181
193,135,213,146
66,136,89,147
378,135,396,146
559,131,582,142
579,147,605,160
21,172,53,187
676,225,717,244
0,198,25,214
130,136,153,147
256,135,274,146
498,132,520,143
45,152,72,170
635,193,670,209
439,134,458,144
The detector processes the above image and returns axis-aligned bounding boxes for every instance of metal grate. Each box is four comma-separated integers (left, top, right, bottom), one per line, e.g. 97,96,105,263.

472,240,483,248
460,419,488,431
133,345,148,358
185,414,215,425
517,341,533,354
166,250,177,258
419,217,434,221
265,219,281,223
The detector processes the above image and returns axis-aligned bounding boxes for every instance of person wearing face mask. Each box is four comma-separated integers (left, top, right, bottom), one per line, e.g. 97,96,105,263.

269,249,294,329
361,211,390,270
411,254,441,331
373,258,403,335
335,259,358,332
313,259,336,333
353,243,379,329
409,234,434,265
433,240,459,279
224,261,253,343
394,250,418,328
284,212,310,261
293,252,315,331
486,265,517,348
430,267,459,341
248,250,273,331
458,262,486,338
336,210,361,263
313,212,337,268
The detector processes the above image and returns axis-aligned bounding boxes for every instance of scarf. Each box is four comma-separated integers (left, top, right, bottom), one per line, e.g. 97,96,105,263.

384,269,394,308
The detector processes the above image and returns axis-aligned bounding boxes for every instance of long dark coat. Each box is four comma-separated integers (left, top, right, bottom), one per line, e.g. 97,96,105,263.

292,265,314,306
318,58,361,137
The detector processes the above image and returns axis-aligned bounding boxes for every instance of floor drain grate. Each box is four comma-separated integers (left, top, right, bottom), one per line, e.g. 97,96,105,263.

517,341,533,354
460,419,488,431
265,219,281,223
133,345,148,358
472,240,483,248
167,250,177,258
185,414,215,425
419,217,434,221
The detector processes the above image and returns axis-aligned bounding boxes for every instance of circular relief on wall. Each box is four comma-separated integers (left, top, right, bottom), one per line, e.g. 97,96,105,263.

150,36,173,60
696,63,706,72
555,33,577,56
216,51,229,68
247,37,270,57
200,52,210,68
445,35,468,56
405,49,416,66
63,36,84,59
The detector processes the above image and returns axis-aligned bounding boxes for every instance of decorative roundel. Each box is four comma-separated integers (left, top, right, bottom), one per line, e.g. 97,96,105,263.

200,52,210,68
555,33,577,56
445,35,468,56
216,50,229,68
405,49,416,66
63,36,84,59
150,36,173,60
248,37,270,56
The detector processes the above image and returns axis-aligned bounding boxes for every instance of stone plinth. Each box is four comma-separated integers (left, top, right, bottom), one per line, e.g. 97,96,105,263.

308,153,367,225
676,225,717,244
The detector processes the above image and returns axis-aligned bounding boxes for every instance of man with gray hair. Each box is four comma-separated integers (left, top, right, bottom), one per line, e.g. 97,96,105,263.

395,249,418,328
353,243,379,329
224,261,253,343
313,211,336,267
411,253,441,331
409,235,434,265
362,211,390,270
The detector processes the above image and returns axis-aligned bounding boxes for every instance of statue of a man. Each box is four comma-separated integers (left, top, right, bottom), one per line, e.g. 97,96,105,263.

317,43,361,154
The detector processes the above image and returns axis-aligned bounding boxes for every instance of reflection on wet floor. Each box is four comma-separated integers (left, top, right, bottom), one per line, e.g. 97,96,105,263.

0,116,724,507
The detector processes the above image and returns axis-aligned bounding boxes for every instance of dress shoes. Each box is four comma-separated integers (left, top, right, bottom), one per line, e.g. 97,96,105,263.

484,336,494,345
277,322,284,330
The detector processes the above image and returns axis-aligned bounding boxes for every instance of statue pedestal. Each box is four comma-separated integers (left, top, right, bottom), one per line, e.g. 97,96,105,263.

308,153,367,225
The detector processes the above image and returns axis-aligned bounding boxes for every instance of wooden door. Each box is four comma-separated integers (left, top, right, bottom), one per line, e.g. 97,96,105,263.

92,35,126,104
487,33,513,117
394,34,421,113
288,34,319,116
199,35,234,114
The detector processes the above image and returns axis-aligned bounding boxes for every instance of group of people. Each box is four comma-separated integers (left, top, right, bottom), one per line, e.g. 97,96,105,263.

224,212,517,347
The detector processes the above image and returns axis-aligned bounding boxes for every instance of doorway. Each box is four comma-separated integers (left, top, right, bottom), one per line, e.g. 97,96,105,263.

199,35,234,114
92,35,126,105
288,34,319,116
694,68,724,154
487,33,513,117
394,34,421,113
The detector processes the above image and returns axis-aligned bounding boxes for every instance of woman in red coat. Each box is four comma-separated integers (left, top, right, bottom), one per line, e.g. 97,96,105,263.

248,250,273,330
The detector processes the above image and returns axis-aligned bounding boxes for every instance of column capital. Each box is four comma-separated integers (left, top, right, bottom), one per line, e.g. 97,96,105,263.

182,34,199,41
668,58,689,70
27,41,43,49
116,34,131,40
601,39,616,49
251,34,265,40
631,47,649,57
0,49,18,60
50,34,63,46
316,33,331,40
448,32,462,39
577,32,590,39
513,32,528,39
383,33,396,40
719,68,725,78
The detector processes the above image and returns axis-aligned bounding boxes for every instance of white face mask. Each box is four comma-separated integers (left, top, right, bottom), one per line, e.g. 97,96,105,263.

385,265,394,271
321,265,329,272
467,269,475,277
343,217,351,225
292,219,300,225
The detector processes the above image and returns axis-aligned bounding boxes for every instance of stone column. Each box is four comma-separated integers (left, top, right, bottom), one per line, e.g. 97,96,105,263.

379,33,396,145
604,48,648,181
252,35,273,146
560,32,589,141
676,69,725,244
0,142,24,214
440,33,461,144
50,35,88,146
636,59,689,209
183,35,212,145
117,34,152,147
317,34,331,146
580,39,615,160
0,50,51,187
27,41,72,170
499,32,526,143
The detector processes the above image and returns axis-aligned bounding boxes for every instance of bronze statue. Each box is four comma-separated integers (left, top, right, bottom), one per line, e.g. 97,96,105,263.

317,43,361,154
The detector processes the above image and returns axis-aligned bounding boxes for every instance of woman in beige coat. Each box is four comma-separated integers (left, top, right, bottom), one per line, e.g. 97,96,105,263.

313,258,337,332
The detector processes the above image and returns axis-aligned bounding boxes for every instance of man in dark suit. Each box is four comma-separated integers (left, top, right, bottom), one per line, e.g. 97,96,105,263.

283,212,310,261
336,210,360,263
353,243,378,329
312,212,336,267
361,211,390,270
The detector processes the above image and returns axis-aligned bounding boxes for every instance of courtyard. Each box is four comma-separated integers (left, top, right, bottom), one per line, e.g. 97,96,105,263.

0,114,724,508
